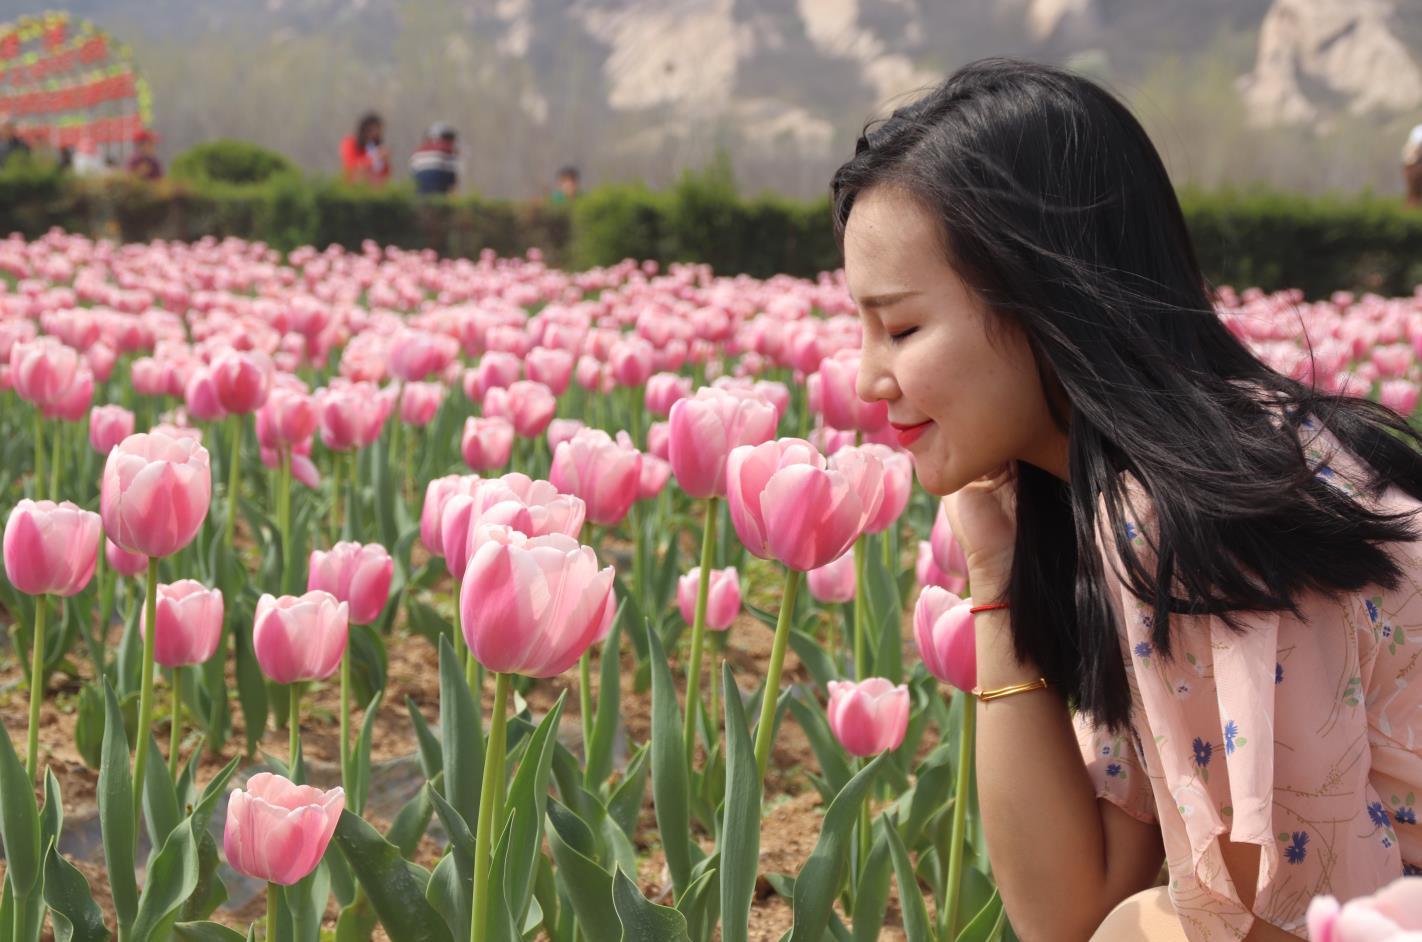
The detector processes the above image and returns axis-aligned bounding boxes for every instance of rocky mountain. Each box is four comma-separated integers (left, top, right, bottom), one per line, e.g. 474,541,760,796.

42,0,1422,196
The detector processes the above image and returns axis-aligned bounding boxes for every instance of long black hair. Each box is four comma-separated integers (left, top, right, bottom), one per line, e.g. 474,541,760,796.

832,58,1422,729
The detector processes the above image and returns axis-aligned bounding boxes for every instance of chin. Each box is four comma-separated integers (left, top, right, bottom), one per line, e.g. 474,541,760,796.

909,454,957,497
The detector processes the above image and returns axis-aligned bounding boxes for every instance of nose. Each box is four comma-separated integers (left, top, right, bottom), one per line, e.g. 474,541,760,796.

857,337,899,404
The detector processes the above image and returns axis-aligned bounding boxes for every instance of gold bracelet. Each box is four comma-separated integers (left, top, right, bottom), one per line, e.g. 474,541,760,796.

971,678,1050,702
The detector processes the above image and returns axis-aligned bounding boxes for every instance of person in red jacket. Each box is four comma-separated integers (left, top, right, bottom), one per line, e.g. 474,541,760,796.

340,112,390,186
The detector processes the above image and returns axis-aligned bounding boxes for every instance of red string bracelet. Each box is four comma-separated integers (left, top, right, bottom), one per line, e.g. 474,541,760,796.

968,601,1009,615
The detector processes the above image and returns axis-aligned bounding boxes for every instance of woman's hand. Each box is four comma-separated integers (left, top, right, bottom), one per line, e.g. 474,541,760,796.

942,461,1018,591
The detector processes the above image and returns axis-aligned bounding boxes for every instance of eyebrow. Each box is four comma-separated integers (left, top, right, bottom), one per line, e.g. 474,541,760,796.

858,290,921,310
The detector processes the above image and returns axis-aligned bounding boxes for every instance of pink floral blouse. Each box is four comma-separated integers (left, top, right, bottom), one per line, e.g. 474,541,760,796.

1076,413,1422,939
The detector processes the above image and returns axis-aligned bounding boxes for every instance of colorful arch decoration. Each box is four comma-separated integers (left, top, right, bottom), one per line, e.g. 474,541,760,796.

0,10,152,150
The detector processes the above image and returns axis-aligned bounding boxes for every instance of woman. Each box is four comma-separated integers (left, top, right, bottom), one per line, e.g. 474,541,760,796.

838,59,1422,940
340,112,390,186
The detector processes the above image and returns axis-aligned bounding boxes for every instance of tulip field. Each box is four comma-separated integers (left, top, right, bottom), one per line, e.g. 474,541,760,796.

0,231,1419,942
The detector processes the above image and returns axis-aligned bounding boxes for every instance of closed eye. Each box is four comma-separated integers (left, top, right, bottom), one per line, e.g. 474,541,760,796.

889,327,918,343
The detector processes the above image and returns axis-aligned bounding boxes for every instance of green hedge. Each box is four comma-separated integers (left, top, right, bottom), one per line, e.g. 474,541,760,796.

169,139,298,186
7,157,1422,294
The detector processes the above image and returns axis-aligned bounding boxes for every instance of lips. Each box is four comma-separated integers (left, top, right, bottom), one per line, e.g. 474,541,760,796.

890,420,932,447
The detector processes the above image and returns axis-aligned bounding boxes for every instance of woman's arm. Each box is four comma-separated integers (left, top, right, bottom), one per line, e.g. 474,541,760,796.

972,588,1165,942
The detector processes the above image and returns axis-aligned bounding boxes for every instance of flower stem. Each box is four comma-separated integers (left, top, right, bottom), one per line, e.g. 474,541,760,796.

579,649,593,772
266,881,278,941
289,682,301,775
32,411,45,500
753,567,802,780
169,666,182,779
277,448,292,593
471,671,511,942
224,416,241,548
681,497,719,761
132,562,159,825
340,649,351,801
329,449,343,539
49,415,62,498
853,537,867,680
942,691,977,939
25,595,47,784
857,756,871,894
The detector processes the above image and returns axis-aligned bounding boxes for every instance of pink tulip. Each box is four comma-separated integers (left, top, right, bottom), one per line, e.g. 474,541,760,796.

549,428,642,527
668,387,779,499
308,542,393,625
647,421,670,460
817,350,888,433
525,347,574,396
106,537,149,577
184,366,227,422
547,418,586,452
861,444,913,534
913,586,977,691
460,525,616,678
807,550,857,604
826,678,910,757
9,338,79,409
677,566,741,631
1308,877,1422,942
638,454,672,500
421,475,474,555
930,500,969,581
43,367,93,422
86,342,116,383
3,499,100,596
469,351,522,399
256,387,317,449
609,338,654,388
483,381,557,437
260,439,321,489
101,431,212,558
726,438,882,572
212,350,273,414
575,355,608,393
644,372,691,416
440,488,533,578
252,591,349,684
130,357,168,398
389,329,456,383
916,541,966,594
141,580,224,668
494,472,587,537
1380,379,1420,416
399,382,444,427
223,772,344,886
317,382,389,451
461,416,515,471
89,404,135,454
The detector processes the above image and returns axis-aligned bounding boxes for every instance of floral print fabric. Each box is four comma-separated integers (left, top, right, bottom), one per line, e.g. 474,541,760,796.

1075,414,1422,939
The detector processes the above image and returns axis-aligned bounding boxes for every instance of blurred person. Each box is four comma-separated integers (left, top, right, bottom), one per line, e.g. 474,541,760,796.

1404,119,1422,206
0,114,30,167
126,129,163,180
341,111,390,186
410,122,459,195
72,136,106,178
549,164,580,204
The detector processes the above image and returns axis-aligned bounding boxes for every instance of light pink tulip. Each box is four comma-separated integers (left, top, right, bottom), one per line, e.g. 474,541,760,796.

1380,379,1420,416
9,338,79,409
101,431,212,558
469,351,522,399
609,338,654,387
916,541,966,594
547,418,586,452
184,366,227,422
549,428,642,527
308,542,393,625
483,381,557,437
668,387,779,499
421,475,474,555
726,438,882,571
1308,877,1422,942
525,347,574,396
3,499,100,596
494,472,587,537
644,372,692,416
807,550,857,604
399,382,444,427
826,678,910,757
141,580,224,668
913,586,977,691
677,566,741,631
817,350,888,433
461,416,515,472
256,387,317,448
460,525,616,677
223,772,344,886
131,357,168,398
575,355,609,392
930,500,970,581
106,536,149,578
212,350,273,414
89,404,135,454
43,367,93,422
647,421,670,460
389,329,456,383
317,381,389,451
252,591,349,684
861,444,913,534
638,454,672,500
440,488,533,578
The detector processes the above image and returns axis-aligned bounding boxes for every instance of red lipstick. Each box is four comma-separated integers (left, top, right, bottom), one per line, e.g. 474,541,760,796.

891,420,932,447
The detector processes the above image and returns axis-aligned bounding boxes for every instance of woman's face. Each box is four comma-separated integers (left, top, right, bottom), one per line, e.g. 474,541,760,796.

847,186,1068,496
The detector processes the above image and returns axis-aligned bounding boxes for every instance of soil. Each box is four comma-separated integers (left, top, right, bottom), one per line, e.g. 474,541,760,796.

0,557,923,942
